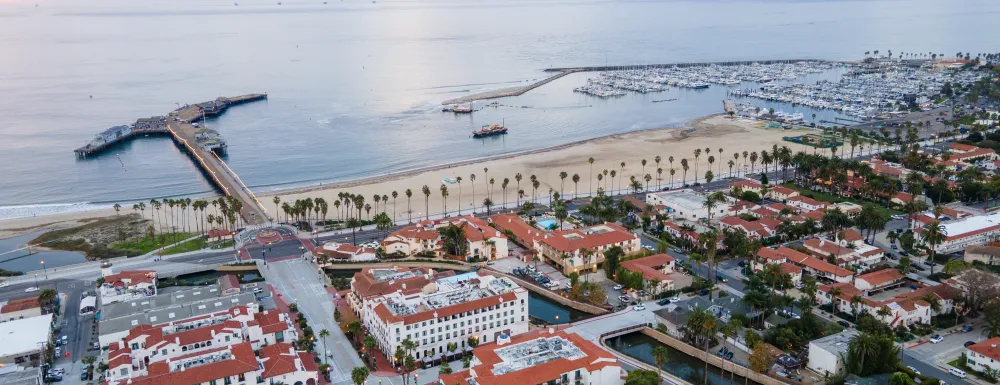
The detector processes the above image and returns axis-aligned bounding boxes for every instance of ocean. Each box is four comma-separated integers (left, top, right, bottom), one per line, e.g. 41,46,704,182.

2,0,999,219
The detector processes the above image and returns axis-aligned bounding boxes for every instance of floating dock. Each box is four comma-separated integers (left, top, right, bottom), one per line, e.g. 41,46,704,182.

74,94,270,224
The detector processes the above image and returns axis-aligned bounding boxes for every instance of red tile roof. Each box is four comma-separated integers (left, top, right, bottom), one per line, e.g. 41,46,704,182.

951,143,979,152
803,238,854,257
105,342,259,385
490,213,546,246
219,274,240,293
968,337,1000,363
855,269,904,287
841,229,864,243
0,296,41,313
731,180,762,190
892,192,914,203
619,254,675,281
254,311,290,335
259,343,301,379
540,222,636,253
104,270,156,287
768,246,853,277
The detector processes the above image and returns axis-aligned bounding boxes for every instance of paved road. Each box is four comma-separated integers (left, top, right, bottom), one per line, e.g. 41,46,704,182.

261,258,364,385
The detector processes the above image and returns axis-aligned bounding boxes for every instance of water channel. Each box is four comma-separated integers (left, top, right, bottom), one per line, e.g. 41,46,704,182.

607,332,762,385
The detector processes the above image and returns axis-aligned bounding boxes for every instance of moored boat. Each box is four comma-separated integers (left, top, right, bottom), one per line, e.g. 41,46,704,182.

473,123,507,138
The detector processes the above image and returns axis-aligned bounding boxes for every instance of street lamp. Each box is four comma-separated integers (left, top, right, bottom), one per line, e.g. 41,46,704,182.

40,259,47,279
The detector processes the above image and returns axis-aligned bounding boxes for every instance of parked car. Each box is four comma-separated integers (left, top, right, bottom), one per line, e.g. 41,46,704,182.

613,284,624,291
619,296,631,303
716,274,728,283
891,244,898,249
962,325,975,333
907,366,921,375
657,298,670,306
669,296,680,303
698,289,710,296
633,304,646,311
837,320,851,328
930,335,944,344
899,250,909,256
965,341,977,347
923,260,936,266
82,371,90,381
24,287,38,293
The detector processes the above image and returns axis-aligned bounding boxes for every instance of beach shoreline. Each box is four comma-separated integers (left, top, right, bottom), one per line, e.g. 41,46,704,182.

0,114,799,240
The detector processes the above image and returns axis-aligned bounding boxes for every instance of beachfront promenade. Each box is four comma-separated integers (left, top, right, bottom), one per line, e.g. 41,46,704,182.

167,95,269,224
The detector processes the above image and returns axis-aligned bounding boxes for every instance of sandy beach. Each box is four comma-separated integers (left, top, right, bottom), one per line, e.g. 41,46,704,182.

0,115,800,239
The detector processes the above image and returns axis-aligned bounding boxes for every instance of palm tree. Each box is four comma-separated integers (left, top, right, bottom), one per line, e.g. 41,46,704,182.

693,149,702,185
587,157,595,196
351,367,370,385
619,161,626,193
502,178,510,208
681,159,689,186
571,174,580,199
483,198,494,216
921,220,947,275
318,329,330,364
440,184,449,216
421,185,431,220
37,288,57,309
405,189,413,223
652,346,670,380
559,171,568,197
470,173,477,212
483,167,489,198
717,148,724,175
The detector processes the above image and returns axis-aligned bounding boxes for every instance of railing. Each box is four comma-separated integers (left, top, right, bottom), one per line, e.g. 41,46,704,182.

598,323,648,340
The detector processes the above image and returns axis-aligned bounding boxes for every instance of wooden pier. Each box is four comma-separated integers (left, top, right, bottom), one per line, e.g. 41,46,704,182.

74,93,270,225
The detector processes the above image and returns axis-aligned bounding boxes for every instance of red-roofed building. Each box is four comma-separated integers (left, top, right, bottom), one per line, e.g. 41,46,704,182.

948,147,998,163
816,281,959,328
317,241,378,262
730,180,762,194
102,305,301,381
891,192,914,207
619,254,676,291
951,143,980,152
756,246,853,283
258,343,318,385
360,271,529,362
967,337,1000,373
537,222,639,275
382,216,509,261
100,270,158,305
432,329,624,385
104,341,316,385
489,213,546,251
662,221,698,242
719,216,775,239
0,296,42,321
767,186,800,201
786,196,827,212
853,269,905,293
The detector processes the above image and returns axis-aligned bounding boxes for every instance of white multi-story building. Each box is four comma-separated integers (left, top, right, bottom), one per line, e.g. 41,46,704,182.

434,329,625,385
104,306,298,382
914,212,1000,254
815,282,958,327
647,189,731,220
382,216,509,261
536,222,640,275
100,270,157,305
361,271,529,362
802,236,886,272
105,342,317,385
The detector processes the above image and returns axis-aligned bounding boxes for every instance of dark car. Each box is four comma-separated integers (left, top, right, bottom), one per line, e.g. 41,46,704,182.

962,325,975,333
837,320,851,328
738,260,746,267
81,371,89,381
966,341,977,347
657,298,670,306
923,260,935,266
698,289,710,296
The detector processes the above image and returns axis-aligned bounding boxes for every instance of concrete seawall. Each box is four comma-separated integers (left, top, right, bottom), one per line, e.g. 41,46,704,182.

545,58,836,73
442,70,577,105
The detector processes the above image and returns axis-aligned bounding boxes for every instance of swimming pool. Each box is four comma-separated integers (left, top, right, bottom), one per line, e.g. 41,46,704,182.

536,218,557,230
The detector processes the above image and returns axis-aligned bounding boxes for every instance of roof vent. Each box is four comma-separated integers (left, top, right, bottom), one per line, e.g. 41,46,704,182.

496,333,511,346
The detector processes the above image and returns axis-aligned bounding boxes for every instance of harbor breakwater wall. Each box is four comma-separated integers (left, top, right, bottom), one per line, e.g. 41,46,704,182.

545,58,836,73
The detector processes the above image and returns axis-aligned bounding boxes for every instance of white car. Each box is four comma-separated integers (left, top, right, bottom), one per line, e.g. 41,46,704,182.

25,287,38,293
252,288,264,294
930,335,944,344
907,366,921,375
633,304,646,311
613,284,624,291
669,297,681,303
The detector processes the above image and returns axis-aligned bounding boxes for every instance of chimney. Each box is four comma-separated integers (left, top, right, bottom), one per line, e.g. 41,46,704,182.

175,337,180,345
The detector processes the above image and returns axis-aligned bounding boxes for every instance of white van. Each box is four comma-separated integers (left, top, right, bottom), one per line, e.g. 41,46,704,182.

948,367,968,378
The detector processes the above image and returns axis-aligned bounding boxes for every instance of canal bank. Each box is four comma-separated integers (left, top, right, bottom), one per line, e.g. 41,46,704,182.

605,328,792,385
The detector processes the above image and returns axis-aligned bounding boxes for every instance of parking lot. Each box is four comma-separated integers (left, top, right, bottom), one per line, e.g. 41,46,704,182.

907,324,983,368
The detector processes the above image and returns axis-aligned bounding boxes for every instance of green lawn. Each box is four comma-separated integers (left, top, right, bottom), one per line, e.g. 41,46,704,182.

778,183,903,215
112,232,195,254
161,237,209,255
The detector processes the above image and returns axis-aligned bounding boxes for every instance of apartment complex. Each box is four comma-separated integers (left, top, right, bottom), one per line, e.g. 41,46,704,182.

357,270,529,361
434,329,624,385
815,282,958,327
755,247,853,284
382,216,509,261
618,254,677,292
104,342,316,385
536,222,640,275
913,211,1000,254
